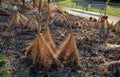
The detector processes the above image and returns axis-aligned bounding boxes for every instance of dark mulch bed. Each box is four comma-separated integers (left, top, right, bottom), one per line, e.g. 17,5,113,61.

0,8,120,77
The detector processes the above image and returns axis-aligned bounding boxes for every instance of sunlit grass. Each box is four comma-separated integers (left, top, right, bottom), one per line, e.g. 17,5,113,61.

55,0,120,17
0,54,11,77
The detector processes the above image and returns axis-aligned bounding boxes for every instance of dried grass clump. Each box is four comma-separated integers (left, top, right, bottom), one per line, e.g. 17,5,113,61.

26,0,58,68
24,16,38,28
26,34,58,68
26,0,81,68
11,10,20,25
55,11,80,66
57,30,80,65
11,9,38,28
56,14,80,65
114,20,120,33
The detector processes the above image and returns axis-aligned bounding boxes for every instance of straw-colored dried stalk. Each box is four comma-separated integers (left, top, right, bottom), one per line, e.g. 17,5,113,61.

57,30,68,39
50,4,71,27
104,16,109,30
19,14,28,26
42,26,56,53
104,43,120,50
57,30,80,65
114,20,120,33
38,0,42,13
42,0,56,53
50,5,65,14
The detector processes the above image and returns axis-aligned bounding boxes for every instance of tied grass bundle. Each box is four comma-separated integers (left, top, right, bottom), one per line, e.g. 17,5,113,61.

11,10,20,25
26,0,59,68
56,11,81,66
26,0,81,68
57,30,80,66
26,34,59,68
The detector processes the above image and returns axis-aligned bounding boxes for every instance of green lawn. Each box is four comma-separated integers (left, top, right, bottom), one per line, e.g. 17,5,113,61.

0,54,11,77
54,0,120,17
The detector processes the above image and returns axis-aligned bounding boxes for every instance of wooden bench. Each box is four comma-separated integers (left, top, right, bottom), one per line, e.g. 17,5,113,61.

91,3,107,14
75,2,88,11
